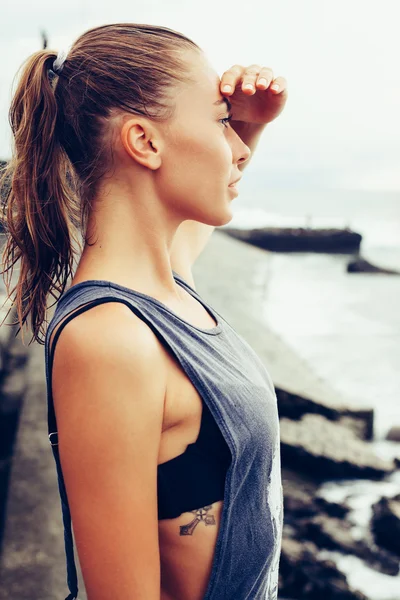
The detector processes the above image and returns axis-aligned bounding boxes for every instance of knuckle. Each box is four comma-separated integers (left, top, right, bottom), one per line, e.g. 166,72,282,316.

245,69,260,76
259,67,274,77
245,64,262,72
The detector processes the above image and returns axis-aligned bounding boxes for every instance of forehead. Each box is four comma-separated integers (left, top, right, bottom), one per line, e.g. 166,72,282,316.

180,51,230,111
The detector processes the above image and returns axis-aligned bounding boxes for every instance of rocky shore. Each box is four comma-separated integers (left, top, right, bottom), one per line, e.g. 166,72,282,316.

0,229,399,599
193,230,400,600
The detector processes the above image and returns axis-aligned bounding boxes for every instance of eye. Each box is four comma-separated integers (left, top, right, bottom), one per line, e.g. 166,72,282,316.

219,113,233,128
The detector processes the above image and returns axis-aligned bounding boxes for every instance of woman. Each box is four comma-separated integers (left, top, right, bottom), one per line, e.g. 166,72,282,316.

1,23,288,600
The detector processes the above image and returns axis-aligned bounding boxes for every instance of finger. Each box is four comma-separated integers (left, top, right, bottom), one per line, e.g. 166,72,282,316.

255,67,275,90
220,64,245,94
268,76,288,94
240,64,265,94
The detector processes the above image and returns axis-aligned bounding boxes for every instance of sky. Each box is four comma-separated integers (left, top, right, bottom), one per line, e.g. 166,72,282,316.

1,0,399,191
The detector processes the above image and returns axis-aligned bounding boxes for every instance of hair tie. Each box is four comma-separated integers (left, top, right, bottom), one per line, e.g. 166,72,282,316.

52,51,67,76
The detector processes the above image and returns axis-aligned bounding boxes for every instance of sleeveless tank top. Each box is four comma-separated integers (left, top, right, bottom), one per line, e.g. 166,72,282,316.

44,270,284,600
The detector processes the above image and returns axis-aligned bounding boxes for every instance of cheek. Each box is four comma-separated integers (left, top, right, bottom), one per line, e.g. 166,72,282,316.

166,126,231,186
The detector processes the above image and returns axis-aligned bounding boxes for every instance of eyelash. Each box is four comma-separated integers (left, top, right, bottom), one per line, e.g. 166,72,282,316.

220,113,233,128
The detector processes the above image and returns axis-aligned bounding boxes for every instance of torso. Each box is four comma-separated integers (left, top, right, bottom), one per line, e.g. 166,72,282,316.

49,275,224,600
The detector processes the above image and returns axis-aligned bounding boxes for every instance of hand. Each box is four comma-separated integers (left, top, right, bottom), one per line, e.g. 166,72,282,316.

220,64,288,126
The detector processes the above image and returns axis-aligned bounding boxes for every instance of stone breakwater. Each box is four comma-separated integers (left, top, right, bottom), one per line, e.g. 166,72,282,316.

0,229,399,599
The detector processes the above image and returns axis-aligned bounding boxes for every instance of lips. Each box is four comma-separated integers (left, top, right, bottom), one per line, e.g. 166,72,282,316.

229,175,242,186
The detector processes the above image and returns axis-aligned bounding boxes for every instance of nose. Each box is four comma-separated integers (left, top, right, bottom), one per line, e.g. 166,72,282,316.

229,128,252,166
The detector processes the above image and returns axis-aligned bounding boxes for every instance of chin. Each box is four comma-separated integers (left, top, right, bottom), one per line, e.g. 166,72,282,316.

213,208,234,228
189,200,233,228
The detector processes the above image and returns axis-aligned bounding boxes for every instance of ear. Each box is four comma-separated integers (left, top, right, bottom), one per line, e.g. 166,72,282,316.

120,118,162,170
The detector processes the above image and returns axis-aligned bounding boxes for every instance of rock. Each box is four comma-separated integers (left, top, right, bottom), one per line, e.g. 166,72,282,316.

221,226,362,253
347,256,400,275
314,496,351,519
282,467,350,521
280,414,396,480
282,468,399,577
276,386,374,441
279,535,368,600
336,414,374,442
371,494,400,556
299,514,399,576
386,426,400,442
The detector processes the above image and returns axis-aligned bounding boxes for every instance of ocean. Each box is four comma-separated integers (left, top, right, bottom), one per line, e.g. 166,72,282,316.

226,184,400,440
225,183,400,600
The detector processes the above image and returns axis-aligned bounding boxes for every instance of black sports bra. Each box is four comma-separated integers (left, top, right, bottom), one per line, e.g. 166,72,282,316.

157,399,231,520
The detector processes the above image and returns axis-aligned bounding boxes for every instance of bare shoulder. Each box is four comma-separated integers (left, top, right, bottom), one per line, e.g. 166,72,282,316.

52,298,164,359
51,300,166,599
51,298,168,461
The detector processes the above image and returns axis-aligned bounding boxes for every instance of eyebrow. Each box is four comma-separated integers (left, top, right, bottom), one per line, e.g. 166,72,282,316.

213,97,232,112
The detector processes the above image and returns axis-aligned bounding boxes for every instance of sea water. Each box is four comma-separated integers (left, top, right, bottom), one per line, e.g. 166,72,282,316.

226,184,400,600
226,184,400,440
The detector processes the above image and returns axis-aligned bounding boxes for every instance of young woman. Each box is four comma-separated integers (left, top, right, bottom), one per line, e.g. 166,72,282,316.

1,23,288,600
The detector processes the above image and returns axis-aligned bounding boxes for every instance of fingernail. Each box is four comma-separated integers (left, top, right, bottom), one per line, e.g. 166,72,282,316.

258,78,268,87
271,84,280,91
244,83,253,90
222,84,232,92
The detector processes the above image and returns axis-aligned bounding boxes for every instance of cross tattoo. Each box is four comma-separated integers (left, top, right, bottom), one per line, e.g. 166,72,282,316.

180,505,216,536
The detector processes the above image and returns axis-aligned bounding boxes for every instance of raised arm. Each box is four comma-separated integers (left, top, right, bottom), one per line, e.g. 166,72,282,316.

51,302,167,600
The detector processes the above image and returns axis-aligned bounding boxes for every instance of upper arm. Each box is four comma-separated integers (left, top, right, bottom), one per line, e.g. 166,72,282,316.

170,220,216,290
51,303,167,600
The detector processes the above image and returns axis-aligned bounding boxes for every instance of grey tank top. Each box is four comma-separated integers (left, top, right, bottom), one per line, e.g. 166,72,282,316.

44,270,284,600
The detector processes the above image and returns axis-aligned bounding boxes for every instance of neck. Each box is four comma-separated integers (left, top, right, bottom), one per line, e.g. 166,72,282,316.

72,179,184,302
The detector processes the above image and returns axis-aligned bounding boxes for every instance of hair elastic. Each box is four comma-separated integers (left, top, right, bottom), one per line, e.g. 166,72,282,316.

51,51,67,76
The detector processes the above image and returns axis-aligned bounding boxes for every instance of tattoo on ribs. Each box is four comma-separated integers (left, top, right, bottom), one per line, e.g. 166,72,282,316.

179,504,216,536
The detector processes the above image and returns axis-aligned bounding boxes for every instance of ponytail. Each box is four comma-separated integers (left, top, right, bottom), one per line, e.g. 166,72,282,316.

0,24,201,346
0,50,80,345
